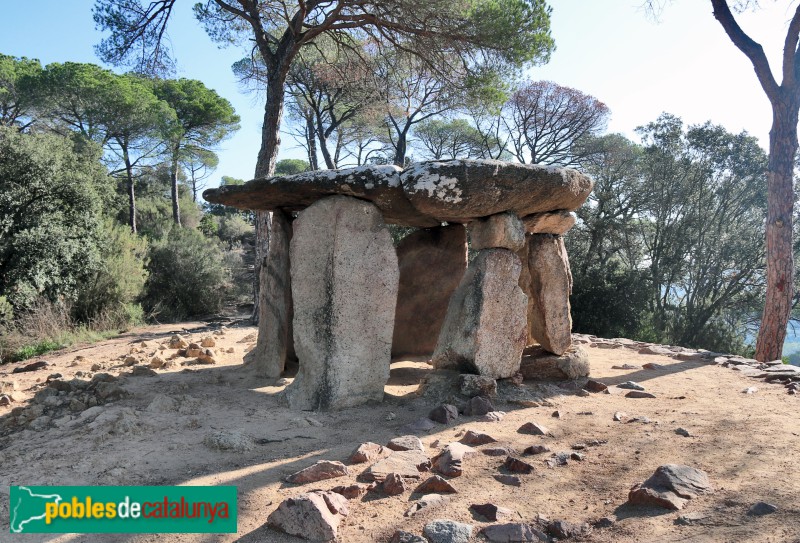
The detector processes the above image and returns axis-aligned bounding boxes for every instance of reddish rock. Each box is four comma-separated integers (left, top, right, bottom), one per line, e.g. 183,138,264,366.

504,456,535,474
382,473,408,496
267,491,348,541
348,442,388,464
414,475,458,494
628,464,713,511
584,379,608,393
493,474,522,486
460,430,498,446
464,395,495,416
548,520,592,540
482,447,514,457
285,460,348,484
518,421,550,436
330,483,373,499
404,494,450,517
626,391,656,399
13,360,48,373
482,523,548,542
392,225,468,357
433,442,477,477
523,445,551,455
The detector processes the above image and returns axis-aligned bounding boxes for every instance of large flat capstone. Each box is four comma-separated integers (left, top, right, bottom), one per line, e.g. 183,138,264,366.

285,196,399,410
392,225,468,357
202,159,593,227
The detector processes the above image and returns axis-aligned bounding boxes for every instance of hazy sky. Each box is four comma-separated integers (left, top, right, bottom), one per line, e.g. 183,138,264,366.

2,1,799,187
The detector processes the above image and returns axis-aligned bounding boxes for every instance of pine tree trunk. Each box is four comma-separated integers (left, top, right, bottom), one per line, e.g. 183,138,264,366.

755,97,798,361
123,145,136,234
170,145,181,226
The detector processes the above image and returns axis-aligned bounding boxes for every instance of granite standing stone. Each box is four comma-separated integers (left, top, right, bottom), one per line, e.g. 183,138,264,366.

244,210,294,379
524,234,573,355
468,212,526,251
432,249,528,378
392,225,468,357
285,196,399,410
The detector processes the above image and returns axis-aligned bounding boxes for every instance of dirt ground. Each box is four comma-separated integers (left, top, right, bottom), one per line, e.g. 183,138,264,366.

0,319,798,543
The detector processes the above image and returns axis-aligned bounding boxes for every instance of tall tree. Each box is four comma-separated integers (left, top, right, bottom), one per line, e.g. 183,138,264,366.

503,80,609,166
707,0,799,361
152,78,239,226
0,54,42,130
414,118,484,160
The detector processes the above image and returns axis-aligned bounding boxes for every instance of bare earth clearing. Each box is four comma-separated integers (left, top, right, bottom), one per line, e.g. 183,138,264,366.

1,320,798,543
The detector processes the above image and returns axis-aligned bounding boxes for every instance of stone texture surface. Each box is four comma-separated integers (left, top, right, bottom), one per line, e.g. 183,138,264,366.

628,464,713,510
523,234,573,355
432,443,477,477
482,523,548,542
423,519,474,543
414,475,458,494
285,460,349,484
365,450,432,482
244,210,294,379
348,442,387,464
387,435,425,452
400,159,594,223
468,212,525,251
285,196,399,410
267,491,348,541
392,225,467,357
519,345,590,380
521,210,577,234
458,375,497,397
432,249,527,378
204,164,438,227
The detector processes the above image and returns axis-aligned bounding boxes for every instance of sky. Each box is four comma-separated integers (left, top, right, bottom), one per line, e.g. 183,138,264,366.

2,1,799,189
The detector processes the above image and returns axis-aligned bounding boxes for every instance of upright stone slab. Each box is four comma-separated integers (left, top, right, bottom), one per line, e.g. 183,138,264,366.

392,225,468,357
286,195,399,410
525,234,573,355
244,210,294,379
432,249,527,378
469,212,525,251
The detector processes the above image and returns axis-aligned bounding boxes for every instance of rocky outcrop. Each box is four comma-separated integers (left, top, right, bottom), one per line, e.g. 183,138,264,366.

392,225,467,357
285,196,399,410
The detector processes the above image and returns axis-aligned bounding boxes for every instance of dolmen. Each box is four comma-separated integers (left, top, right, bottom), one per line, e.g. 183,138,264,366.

203,159,593,409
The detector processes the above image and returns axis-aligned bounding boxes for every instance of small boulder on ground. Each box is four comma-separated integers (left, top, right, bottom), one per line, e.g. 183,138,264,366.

414,475,458,495
387,435,425,452
348,442,388,464
470,503,513,521
460,430,497,446
628,464,713,510
459,374,497,397
423,519,474,543
518,421,550,436
267,491,348,542
482,523,548,542
433,443,477,477
464,395,495,416
286,460,349,484
429,404,459,424
382,473,408,496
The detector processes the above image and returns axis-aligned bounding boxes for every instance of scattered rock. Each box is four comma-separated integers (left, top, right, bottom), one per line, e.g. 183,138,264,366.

593,517,615,529
626,391,656,399
423,519,473,543
130,365,158,377
480,411,506,422
460,430,497,446
584,379,608,392
429,404,459,424
331,483,373,500
433,442,477,477
149,356,166,369
482,523,548,542
382,473,408,496
638,346,673,356
643,362,665,370
612,364,641,370
267,491,348,541
545,452,571,468
387,435,425,452
618,381,645,391
547,520,591,540
286,460,349,484
482,447,513,457
168,334,189,349
743,386,758,394
748,502,778,516
365,450,431,482
414,475,458,495
493,474,522,487
518,421,550,436
459,374,497,397
628,464,713,510
349,442,388,464
504,456,535,474
464,395,495,416
200,337,216,348
523,445,551,455
470,503,513,522
122,356,138,367
613,411,628,422
675,428,693,437
0,395,12,406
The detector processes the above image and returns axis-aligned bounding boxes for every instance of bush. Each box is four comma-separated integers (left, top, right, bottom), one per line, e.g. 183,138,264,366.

0,296,12,327
141,227,231,321
218,215,252,246
73,220,148,325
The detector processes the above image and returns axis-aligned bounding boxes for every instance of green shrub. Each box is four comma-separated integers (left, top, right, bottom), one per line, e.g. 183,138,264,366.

73,220,148,325
0,296,12,327
218,215,252,246
142,227,231,320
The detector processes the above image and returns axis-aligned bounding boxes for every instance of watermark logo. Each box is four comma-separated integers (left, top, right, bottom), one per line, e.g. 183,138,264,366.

9,486,237,533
